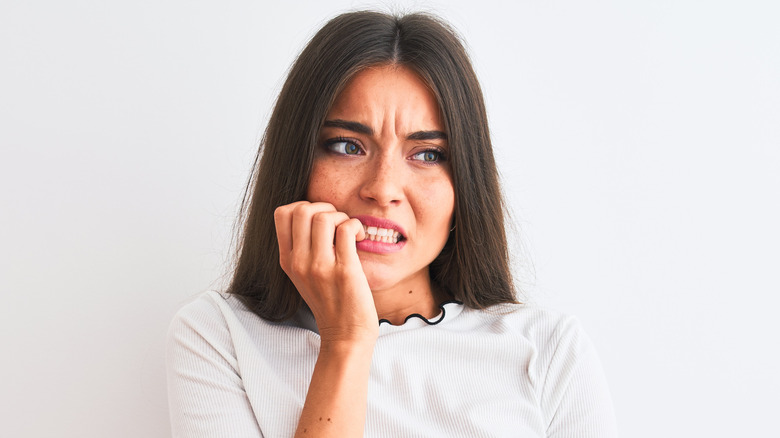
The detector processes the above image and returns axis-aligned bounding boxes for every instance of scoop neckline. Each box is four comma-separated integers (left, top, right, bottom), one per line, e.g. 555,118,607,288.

377,300,464,333
277,295,465,335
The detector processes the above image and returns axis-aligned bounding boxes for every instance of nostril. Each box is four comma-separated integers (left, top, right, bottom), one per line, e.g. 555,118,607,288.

358,170,404,205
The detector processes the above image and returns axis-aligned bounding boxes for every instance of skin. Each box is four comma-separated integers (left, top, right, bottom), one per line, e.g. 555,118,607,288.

273,64,455,437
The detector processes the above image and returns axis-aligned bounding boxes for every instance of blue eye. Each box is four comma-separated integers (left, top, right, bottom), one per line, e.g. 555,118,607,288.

325,139,362,155
411,149,445,163
344,142,360,155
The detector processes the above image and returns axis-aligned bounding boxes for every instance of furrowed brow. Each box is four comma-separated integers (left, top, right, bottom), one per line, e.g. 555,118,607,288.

407,130,448,141
322,119,373,135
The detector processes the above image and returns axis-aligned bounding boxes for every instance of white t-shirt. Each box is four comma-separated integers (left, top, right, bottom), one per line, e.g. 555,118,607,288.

166,291,618,437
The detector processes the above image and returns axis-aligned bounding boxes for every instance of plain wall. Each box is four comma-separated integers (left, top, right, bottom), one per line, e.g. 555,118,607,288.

1,0,778,436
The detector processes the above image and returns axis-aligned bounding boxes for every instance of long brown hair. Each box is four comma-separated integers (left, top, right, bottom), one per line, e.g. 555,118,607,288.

228,11,517,321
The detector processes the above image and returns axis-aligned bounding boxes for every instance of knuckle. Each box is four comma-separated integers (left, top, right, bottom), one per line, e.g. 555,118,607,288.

311,212,332,226
335,265,357,282
335,221,356,236
275,201,308,223
273,206,288,223
292,202,336,220
291,203,311,219
309,261,332,279
334,212,351,225
311,202,336,212
289,257,308,275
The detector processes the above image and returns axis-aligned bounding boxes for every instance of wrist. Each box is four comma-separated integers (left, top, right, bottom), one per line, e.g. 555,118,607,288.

318,333,377,357
318,324,378,345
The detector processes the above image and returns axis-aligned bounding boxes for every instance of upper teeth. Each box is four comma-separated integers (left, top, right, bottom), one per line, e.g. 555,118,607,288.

363,225,401,243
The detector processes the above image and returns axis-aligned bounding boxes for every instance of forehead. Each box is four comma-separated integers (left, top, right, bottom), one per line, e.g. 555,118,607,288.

326,65,443,131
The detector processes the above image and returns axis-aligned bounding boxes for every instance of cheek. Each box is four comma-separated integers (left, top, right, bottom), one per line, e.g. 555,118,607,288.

416,177,455,229
306,161,330,202
306,159,350,204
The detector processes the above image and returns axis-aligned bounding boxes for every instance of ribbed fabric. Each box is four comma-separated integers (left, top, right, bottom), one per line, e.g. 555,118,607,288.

166,291,618,437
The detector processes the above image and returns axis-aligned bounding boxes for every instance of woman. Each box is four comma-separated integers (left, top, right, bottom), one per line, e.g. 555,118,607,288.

167,11,618,437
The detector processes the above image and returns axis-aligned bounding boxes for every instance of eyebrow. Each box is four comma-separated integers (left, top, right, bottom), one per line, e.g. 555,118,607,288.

323,119,447,141
323,119,373,135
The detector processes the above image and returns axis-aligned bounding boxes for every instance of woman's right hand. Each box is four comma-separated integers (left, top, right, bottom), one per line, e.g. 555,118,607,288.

274,201,379,347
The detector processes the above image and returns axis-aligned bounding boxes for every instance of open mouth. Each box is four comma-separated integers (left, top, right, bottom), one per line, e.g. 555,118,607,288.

362,225,405,244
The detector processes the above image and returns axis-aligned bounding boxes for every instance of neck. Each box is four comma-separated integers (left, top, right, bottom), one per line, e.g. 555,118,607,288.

370,271,447,325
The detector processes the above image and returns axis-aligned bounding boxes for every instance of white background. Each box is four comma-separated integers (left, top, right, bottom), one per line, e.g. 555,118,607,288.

1,0,778,437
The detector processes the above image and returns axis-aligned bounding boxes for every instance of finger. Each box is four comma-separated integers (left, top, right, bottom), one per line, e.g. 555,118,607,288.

291,202,336,253
274,201,309,262
334,218,366,265
310,211,351,260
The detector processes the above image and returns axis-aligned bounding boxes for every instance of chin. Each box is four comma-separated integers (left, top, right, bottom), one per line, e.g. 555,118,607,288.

358,261,398,291
360,259,429,294
364,272,398,293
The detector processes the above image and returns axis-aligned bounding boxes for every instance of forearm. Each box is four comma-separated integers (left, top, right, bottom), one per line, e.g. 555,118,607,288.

295,341,375,437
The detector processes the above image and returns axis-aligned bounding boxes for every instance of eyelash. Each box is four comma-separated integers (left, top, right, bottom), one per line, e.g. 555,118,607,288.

322,137,448,165
410,147,448,165
323,137,364,155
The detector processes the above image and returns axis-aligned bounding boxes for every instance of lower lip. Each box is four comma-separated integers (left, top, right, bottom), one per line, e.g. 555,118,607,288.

356,239,406,254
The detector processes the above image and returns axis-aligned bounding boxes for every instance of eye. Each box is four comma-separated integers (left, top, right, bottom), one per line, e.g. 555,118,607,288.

325,139,363,155
411,149,446,163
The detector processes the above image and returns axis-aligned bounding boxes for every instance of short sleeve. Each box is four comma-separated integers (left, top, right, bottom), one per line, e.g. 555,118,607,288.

166,294,264,438
541,317,619,438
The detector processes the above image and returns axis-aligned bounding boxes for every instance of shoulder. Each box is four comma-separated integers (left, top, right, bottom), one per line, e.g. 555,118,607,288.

458,303,595,384
460,302,584,348
168,291,243,334
165,292,272,437
166,291,266,355
467,304,616,433
170,290,225,321
167,291,317,358
166,291,236,357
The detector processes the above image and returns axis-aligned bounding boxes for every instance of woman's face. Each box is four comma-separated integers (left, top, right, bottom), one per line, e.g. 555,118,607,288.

307,65,455,294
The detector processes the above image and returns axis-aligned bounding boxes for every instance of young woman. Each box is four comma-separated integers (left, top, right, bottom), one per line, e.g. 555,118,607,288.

167,11,617,437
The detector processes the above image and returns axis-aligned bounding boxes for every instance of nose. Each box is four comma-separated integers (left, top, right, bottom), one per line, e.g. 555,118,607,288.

358,154,404,206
